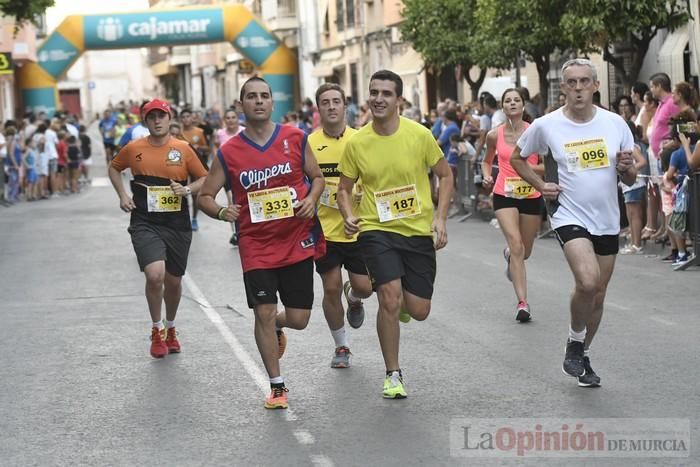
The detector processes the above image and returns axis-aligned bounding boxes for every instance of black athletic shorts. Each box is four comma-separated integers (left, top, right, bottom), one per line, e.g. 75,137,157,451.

243,257,314,309
358,230,436,299
315,240,368,275
128,221,192,276
554,224,619,256
492,193,545,216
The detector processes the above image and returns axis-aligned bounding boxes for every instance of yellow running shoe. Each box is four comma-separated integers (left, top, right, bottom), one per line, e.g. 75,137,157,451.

399,305,411,323
383,371,407,399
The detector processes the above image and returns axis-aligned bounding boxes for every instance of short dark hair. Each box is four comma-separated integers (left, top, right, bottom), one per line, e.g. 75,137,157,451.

370,69,403,97
240,76,272,101
223,107,238,117
315,83,346,106
483,94,497,110
631,82,649,100
650,73,672,92
180,108,193,117
444,109,457,122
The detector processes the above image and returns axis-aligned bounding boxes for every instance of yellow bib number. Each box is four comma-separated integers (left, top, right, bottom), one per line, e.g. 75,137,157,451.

564,138,610,172
374,184,421,223
320,179,339,209
147,186,182,212
248,186,294,223
504,177,535,199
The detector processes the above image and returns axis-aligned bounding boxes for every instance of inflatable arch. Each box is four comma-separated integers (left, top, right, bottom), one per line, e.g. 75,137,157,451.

17,4,297,122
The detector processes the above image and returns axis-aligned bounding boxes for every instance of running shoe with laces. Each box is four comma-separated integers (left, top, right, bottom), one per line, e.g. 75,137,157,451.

514,301,531,322
504,247,512,282
150,327,168,359
671,252,690,267
165,327,181,354
264,385,289,409
331,346,351,368
562,339,585,377
577,356,601,388
277,329,287,359
343,281,365,329
383,370,407,399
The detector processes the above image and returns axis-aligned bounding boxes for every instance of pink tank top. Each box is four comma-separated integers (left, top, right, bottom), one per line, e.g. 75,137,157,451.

494,124,541,199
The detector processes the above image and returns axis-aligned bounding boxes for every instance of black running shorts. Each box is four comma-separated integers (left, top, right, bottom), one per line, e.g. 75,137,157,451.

243,257,314,309
358,230,436,299
492,193,545,216
315,240,368,275
554,225,619,256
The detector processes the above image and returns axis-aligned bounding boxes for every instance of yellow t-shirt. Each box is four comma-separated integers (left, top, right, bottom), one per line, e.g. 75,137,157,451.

309,126,358,243
339,117,442,237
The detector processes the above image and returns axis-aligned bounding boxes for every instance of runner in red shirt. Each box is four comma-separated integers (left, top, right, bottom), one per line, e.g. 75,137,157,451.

198,77,325,410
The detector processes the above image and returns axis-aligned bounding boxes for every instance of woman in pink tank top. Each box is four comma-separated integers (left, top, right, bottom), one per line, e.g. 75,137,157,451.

481,88,544,322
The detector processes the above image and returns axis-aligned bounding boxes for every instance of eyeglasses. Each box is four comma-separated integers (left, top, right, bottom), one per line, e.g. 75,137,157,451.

564,77,594,88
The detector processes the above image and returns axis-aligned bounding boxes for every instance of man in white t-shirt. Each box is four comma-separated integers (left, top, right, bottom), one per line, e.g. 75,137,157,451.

511,58,636,389
44,119,60,196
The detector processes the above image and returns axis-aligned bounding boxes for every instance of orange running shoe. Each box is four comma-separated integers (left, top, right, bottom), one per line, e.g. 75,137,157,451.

150,327,168,359
277,330,287,359
165,327,181,353
264,386,289,409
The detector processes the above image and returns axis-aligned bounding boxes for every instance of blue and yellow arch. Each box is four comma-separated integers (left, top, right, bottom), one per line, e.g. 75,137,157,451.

18,4,297,121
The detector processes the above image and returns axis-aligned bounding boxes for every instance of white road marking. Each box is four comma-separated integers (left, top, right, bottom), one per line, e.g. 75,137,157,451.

649,316,675,326
182,274,333,465
294,430,315,444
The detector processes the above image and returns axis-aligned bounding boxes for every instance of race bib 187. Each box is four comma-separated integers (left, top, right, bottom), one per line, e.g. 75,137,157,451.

374,184,421,223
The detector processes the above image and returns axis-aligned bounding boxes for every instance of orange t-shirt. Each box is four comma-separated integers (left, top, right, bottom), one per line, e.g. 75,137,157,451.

111,136,207,229
181,127,208,153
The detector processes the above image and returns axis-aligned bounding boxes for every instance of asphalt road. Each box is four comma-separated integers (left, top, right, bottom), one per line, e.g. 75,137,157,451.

1,147,698,466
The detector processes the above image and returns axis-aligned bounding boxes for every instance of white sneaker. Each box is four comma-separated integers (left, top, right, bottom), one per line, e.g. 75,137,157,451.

619,245,643,255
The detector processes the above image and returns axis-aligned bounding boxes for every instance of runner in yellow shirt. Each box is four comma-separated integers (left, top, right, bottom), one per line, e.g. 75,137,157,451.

337,70,453,399
310,83,373,369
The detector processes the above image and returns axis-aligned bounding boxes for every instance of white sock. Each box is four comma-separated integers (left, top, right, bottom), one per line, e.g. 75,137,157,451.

270,376,284,385
568,326,587,343
165,320,175,329
331,326,348,348
348,287,361,303
584,348,591,358
152,321,164,330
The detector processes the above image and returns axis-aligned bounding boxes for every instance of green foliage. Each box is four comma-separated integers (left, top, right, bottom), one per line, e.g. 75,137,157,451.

399,0,512,71
0,0,54,27
562,0,690,88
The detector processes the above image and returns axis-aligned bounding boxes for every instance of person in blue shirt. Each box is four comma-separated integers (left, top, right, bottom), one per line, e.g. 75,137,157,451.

99,110,117,163
437,110,460,158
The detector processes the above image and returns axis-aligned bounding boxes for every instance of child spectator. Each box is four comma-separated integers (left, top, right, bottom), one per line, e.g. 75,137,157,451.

56,130,68,193
67,135,82,193
23,137,39,201
37,137,49,199
79,125,92,184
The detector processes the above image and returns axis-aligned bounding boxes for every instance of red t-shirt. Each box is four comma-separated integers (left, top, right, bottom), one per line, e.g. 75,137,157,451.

56,141,68,167
219,124,325,272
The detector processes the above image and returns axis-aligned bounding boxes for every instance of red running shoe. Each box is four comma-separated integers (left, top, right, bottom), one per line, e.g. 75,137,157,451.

150,327,168,359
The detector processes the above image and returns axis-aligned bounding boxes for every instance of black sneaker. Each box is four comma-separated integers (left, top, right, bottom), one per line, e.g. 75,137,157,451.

577,356,601,388
562,339,585,377
229,233,239,246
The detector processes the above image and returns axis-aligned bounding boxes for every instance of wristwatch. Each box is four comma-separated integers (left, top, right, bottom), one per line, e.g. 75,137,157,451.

184,186,192,195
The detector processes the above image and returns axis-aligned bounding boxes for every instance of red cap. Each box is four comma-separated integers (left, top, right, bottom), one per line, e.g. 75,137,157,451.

142,98,172,118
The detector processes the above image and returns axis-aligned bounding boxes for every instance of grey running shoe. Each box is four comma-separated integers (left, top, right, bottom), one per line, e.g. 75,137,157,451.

504,247,512,282
330,346,351,368
577,356,601,387
562,339,585,377
343,281,365,329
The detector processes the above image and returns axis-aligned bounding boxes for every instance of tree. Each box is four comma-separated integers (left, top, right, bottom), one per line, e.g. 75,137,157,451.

399,0,512,102
473,0,593,109
562,0,690,92
0,0,54,28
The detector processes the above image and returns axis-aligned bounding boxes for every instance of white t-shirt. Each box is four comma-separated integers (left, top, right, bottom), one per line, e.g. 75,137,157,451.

517,107,634,235
0,132,6,157
44,128,59,160
491,109,507,128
